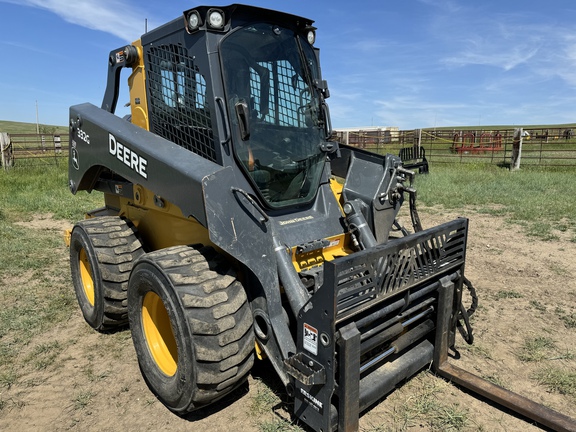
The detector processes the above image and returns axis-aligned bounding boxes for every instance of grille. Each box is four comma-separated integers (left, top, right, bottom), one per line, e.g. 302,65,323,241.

146,44,216,163
324,219,468,321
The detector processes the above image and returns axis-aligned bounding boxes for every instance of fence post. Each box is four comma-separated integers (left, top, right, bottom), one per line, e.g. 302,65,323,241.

413,129,421,150
54,135,62,153
511,128,523,170
1,132,14,170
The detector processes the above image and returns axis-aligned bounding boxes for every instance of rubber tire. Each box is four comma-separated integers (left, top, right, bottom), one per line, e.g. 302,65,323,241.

128,245,255,413
70,216,144,331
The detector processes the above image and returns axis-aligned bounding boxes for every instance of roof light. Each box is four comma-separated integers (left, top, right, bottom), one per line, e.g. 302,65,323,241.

207,9,225,29
186,10,201,32
307,30,316,45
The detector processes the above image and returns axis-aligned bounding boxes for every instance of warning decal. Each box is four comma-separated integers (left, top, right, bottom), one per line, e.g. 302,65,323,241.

303,323,318,356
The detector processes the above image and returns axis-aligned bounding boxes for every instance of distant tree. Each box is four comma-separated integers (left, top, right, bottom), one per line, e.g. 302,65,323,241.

39,124,57,135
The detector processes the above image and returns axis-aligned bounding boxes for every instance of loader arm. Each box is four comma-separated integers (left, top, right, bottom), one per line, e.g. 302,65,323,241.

69,103,222,227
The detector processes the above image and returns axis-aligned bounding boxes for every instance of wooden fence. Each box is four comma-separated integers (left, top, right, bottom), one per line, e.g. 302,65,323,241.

0,133,69,169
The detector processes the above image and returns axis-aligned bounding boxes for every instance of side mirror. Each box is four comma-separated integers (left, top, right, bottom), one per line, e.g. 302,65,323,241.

235,100,250,141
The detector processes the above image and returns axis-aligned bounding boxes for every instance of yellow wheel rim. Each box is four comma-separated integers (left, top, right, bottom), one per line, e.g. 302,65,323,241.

79,248,95,306
142,292,178,376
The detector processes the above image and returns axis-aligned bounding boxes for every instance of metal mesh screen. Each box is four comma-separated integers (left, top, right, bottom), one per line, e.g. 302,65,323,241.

146,44,216,163
249,60,311,127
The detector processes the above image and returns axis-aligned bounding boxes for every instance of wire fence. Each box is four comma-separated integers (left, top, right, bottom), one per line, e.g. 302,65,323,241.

0,133,69,170
333,127,576,168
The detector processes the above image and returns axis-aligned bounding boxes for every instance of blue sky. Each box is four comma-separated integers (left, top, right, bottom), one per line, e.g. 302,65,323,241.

2,0,576,129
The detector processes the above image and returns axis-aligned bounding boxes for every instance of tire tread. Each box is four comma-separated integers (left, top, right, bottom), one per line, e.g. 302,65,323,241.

76,216,144,328
143,245,254,408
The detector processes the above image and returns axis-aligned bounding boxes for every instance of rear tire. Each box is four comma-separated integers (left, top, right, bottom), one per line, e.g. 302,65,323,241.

128,245,254,413
70,216,144,331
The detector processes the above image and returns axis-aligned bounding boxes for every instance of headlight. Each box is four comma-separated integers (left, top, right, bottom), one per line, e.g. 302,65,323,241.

207,9,225,29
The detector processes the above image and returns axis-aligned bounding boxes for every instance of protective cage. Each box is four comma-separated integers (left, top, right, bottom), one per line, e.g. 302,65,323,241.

286,218,468,431
145,43,216,162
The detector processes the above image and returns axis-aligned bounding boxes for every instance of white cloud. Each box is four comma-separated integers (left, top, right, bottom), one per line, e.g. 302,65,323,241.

3,0,149,41
444,44,540,72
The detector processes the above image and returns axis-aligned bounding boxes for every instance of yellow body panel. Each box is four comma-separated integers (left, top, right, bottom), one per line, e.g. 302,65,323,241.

329,177,345,209
103,185,212,252
291,178,352,272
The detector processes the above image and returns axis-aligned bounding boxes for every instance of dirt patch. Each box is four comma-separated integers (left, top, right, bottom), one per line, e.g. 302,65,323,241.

14,212,72,232
1,210,575,431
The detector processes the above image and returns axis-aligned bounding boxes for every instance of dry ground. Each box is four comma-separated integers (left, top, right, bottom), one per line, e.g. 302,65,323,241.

1,209,575,431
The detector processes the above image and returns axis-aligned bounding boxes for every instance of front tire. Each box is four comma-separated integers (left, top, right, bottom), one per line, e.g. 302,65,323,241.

128,245,254,413
70,216,144,331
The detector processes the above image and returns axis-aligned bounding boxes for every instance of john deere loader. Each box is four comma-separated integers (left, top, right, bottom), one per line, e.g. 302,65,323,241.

66,4,576,431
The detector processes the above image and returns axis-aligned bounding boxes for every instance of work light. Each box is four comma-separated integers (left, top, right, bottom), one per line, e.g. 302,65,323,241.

307,30,316,45
186,10,201,32
207,9,225,29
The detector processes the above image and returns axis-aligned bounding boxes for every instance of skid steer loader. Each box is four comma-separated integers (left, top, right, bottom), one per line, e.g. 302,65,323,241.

66,5,576,432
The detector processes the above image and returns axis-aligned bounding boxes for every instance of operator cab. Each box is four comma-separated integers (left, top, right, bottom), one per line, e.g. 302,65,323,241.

219,19,331,209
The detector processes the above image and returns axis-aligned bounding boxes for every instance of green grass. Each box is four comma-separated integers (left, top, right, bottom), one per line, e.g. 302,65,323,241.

73,390,95,410
0,165,102,222
250,381,282,416
0,120,67,135
0,222,60,272
494,290,523,300
384,373,470,431
28,341,62,370
413,164,576,241
534,367,576,399
517,337,556,362
249,379,303,432
558,310,576,329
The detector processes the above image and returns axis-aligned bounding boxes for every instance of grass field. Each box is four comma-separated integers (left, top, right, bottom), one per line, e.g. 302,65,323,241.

414,164,576,241
0,120,68,135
